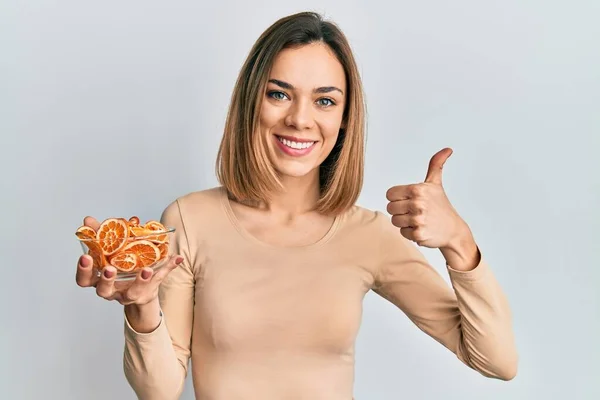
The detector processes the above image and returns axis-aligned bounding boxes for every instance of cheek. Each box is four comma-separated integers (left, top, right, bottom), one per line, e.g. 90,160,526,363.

259,102,282,128
321,116,343,141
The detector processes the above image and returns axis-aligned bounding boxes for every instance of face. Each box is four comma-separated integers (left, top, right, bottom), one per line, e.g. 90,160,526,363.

259,42,347,180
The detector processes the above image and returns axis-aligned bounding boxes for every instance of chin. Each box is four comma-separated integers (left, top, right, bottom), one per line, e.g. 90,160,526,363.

273,161,319,179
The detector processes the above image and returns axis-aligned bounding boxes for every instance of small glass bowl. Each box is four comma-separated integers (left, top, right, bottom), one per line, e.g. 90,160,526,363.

77,227,176,281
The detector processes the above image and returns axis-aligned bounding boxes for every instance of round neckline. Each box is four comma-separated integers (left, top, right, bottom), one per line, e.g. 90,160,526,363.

219,186,342,250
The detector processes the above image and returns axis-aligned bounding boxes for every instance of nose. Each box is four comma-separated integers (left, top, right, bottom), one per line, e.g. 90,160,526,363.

284,100,314,130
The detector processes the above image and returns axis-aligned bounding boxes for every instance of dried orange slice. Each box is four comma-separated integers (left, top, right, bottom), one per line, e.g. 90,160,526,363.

97,218,129,256
142,220,169,243
84,240,108,269
157,242,169,260
109,251,138,272
127,216,141,236
144,220,165,230
129,226,168,245
75,225,97,240
129,226,154,237
121,240,160,267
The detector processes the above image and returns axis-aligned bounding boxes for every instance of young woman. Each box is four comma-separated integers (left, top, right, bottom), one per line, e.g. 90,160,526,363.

76,11,518,399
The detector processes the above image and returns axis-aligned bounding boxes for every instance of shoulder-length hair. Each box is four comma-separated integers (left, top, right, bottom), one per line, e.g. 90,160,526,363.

215,11,366,216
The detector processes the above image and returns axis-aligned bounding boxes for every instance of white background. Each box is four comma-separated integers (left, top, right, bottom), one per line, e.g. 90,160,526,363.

2,0,599,399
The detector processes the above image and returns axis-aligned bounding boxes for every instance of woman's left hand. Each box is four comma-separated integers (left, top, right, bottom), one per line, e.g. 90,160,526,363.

385,147,473,250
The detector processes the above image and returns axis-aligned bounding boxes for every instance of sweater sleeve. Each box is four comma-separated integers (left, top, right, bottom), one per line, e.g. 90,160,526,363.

123,199,196,399
371,212,518,380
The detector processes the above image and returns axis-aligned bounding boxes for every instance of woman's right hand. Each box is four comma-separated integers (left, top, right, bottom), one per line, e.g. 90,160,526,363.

75,252,183,306
75,216,184,332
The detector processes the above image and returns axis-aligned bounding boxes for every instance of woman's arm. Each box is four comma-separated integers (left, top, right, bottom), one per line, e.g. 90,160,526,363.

123,199,196,399
371,212,518,380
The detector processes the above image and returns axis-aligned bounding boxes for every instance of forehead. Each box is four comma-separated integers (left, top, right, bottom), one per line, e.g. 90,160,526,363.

269,43,346,91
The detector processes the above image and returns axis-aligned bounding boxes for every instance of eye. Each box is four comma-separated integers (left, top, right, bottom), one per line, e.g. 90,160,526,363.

317,98,336,108
267,90,289,101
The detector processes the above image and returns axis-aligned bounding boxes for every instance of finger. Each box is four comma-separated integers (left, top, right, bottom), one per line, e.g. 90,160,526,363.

424,147,452,185
123,268,155,303
153,255,185,282
391,214,414,229
76,255,97,287
96,267,117,300
84,216,101,231
387,200,414,216
386,184,419,202
400,227,418,242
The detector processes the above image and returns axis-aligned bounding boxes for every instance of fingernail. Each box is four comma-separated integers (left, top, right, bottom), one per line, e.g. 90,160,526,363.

103,269,114,278
80,256,90,268
141,269,151,280
175,256,184,264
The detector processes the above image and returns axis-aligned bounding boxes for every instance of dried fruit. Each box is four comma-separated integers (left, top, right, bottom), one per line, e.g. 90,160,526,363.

75,226,97,240
85,240,108,269
142,220,169,244
121,240,160,267
157,242,168,259
97,218,129,256
76,216,170,273
108,251,138,272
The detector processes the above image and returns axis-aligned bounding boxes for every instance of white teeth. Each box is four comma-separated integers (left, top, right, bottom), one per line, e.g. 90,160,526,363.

277,137,315,150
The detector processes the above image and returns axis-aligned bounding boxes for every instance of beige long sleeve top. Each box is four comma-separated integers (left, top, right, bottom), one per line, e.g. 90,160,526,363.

122,187,518,399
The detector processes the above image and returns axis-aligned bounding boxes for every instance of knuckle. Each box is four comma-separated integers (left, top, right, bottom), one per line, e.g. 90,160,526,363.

127,282,153,303
411,184,424,197
123,285,143,303
121,291,135,304
413,215,425,226
412,200,425,214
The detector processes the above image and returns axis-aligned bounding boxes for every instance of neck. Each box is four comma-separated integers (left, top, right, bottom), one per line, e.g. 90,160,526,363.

258,170,321,217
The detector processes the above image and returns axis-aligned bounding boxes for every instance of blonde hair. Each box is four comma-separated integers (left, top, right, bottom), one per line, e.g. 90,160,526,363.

216,11,366,216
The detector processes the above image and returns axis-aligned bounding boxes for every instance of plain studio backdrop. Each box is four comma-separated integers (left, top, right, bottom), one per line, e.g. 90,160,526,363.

1,1,599,399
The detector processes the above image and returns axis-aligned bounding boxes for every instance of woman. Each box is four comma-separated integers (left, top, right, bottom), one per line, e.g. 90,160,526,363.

76,11,518,399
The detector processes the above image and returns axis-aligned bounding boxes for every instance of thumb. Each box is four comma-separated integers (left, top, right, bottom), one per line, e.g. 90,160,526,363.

83,216,101,231
424,147,453,184
154,255,184,281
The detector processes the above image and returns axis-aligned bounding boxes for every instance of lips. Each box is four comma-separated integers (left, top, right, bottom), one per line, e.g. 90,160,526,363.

274,135,317,156
275,134,316,143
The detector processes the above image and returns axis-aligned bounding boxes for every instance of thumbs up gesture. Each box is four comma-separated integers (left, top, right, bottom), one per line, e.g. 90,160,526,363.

385,148,470,250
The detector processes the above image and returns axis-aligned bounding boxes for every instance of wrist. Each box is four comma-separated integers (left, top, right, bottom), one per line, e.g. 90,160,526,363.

125,296,160,314
125,298,162,334
440,225,480,271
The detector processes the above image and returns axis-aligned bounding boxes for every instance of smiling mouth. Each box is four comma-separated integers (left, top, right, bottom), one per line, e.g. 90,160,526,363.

275,135,317,150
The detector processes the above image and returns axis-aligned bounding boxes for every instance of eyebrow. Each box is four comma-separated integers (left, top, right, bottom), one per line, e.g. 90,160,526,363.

268,79,344,95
